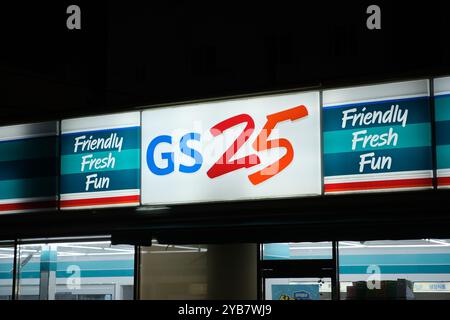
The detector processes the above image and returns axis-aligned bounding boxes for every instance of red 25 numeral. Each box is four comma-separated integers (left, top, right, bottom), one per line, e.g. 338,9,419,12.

207,105,309,184
206,114,260,179
248,105,308,185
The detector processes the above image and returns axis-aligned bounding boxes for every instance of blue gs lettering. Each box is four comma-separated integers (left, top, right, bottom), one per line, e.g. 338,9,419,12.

147,133,203,175
146,135,174,175
179,132,203,173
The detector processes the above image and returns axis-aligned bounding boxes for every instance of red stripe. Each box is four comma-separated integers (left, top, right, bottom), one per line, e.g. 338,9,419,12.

0,200,57,212
438,177,450,186
60,195,140,208
325,178,433,192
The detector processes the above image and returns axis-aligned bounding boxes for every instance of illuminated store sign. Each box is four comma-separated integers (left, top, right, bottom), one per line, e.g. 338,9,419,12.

1,78,446,213
434,76,450,188
323,80,433,193
0,122,59,213
141,91,321,205
60,112,140,209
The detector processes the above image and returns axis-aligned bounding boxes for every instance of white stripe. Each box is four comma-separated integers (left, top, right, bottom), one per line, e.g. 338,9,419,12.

62,112,140,134
0,196,57,205
435,91,450,97
325,186,433,195
437,169,450,177
0,208,57,214
60,189,140,200
325,170,433,184
323,79,429,107
61,202,139,210
434,76,450,95
0,121,58,141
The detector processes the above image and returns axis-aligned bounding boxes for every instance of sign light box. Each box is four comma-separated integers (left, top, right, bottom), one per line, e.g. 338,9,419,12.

0,122,59,214
141,91,322,205
434,76,450,188
60,112,141,209
323,80,433,194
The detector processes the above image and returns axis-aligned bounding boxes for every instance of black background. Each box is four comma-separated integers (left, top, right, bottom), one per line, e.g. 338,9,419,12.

1,1,450,124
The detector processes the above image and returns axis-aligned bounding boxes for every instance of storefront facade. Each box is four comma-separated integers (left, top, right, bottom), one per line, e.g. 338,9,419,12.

1,76,450,300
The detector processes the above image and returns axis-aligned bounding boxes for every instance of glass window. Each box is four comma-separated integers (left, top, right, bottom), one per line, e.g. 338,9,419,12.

140,242,208,300
0,241,14,300
339,239,450,300
16,240,135,300
262,242,333,260
140,242,258,300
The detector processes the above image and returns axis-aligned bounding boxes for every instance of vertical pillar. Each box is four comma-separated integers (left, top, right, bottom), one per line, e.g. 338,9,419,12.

39,245,57,300
331,241,340,300
207,244,257,300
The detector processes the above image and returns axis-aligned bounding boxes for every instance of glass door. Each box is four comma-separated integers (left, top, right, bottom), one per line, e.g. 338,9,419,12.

261,242,339,300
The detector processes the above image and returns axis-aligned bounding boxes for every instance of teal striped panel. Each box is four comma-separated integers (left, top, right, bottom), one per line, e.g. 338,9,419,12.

0,263,13,272
61,149,140,175
340,253,450,265
324,123,432,154
0,137,58,162
340,265,450,274
0,177,57,200
435,95,450,122
263,253,450,265
57,260,134,270
11,270,134,279
437,145,450,169
3,260,134,273
57,269,134,278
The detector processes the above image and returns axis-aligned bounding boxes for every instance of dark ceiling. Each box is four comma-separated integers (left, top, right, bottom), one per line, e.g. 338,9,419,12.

1,2,450,125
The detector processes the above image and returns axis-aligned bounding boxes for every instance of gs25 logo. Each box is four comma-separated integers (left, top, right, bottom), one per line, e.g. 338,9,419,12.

146,105,308,185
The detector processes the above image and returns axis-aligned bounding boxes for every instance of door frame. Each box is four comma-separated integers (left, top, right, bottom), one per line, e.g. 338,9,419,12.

260,241,340,300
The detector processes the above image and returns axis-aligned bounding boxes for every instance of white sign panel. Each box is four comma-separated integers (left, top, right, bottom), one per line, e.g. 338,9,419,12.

141,91,321,205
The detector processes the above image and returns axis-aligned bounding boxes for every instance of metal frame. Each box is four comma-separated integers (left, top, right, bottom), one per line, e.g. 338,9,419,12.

331,241,340,300
430,78,439,189
133,245,141,300
256,243,262,300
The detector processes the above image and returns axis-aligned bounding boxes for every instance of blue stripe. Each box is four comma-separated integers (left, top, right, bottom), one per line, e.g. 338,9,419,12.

5,270,135,279
323,97,430,132
263,253,450,265
434,95,450,122
61,127,140,155
7,266,450,279
340,254,450,265
340,265,450,274
0,263,13,272
60,169,140,194
1,260,135,272
57,269,134,278
0,136,58,162
324,96,429,110
437,145,450,169
324,146,433,176
0,157,58,181
0,177,58,200
435,120,450,146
